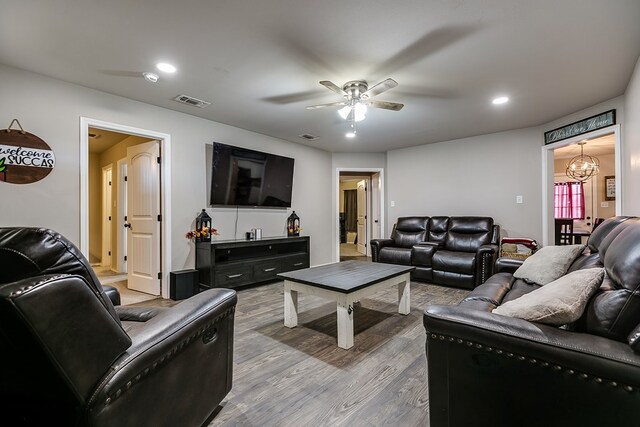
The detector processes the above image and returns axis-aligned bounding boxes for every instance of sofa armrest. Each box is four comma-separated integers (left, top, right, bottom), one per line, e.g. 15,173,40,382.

475,244,499,286
87,289,237,425
424,304,640,385
495,256,525,274
102,285,121,306
370,238,394,262
412,242,440,267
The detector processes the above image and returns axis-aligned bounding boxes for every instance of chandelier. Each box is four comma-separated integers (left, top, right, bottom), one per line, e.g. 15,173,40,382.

566,141,600,181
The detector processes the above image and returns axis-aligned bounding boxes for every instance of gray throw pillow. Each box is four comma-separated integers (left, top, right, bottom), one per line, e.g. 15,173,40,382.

513,244,585,286
492,268,604,325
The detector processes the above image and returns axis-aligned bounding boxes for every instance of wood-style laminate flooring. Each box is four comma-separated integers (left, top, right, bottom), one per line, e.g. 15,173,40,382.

200,280,468,426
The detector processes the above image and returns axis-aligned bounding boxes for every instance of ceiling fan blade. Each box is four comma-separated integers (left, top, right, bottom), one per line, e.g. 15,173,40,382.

306,101,347,110
368,100,404,111
319,81,348,96
362,78,398,99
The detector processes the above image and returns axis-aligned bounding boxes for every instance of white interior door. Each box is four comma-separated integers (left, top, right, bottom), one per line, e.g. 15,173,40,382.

126,141,160,295
117,159,128,274
101,166,112,268
356,179,367,255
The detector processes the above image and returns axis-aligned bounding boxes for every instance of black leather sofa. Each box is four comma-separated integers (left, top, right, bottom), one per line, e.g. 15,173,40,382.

0,227,237,426
371,216,500,289
423,216,640,426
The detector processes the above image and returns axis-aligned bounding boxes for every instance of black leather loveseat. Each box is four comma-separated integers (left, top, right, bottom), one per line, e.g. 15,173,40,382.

423,216,640,426
0,227,237,426
371,216,500,289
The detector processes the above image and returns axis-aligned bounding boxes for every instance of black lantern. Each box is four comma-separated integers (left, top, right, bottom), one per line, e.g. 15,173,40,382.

195,209,212,242
287,211,300,237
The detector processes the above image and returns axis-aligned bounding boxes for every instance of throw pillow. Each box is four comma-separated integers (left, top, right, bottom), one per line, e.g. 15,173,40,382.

513,244,585,286
492,268,604,325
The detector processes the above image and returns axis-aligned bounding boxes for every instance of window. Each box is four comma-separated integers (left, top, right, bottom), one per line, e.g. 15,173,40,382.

554,181,585,219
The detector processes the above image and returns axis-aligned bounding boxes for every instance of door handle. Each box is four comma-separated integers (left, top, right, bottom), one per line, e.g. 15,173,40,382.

374,220,379,223
124,223,132,230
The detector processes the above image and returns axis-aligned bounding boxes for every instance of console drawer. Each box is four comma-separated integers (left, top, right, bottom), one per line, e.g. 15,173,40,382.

214,265,253,288
253,259,282,281
282,254,309,272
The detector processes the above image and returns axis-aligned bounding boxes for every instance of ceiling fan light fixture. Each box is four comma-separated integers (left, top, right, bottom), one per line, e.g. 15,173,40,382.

354,103,367,122
338,105,351,120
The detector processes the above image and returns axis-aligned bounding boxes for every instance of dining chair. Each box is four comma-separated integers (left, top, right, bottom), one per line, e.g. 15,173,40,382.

554,218,574,245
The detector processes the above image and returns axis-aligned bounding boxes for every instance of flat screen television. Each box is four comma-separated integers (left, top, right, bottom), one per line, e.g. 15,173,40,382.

209,142,295,207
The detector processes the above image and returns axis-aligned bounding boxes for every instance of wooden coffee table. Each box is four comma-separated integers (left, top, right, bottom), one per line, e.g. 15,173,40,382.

278,261,414,349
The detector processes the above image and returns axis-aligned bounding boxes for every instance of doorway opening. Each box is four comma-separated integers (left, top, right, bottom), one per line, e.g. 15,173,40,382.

81,118,173,301
335,168,384,262
542,124,621,246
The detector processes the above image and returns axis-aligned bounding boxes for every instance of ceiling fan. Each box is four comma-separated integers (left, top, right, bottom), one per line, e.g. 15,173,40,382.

306,79,404,131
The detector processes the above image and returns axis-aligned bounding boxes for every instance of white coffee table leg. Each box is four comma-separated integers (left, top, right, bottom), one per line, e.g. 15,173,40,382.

284,281,298,328
398,274,410,315
337,296,354,349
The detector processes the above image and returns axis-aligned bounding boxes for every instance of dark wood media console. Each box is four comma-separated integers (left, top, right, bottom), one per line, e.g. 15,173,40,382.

196,236,310,290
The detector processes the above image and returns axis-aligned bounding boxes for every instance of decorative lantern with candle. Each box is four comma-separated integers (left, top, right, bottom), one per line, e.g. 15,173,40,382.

195,209,212,242
287,211,300,237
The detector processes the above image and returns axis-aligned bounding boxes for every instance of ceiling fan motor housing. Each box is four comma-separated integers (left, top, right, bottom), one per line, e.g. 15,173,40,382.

343,80,369,100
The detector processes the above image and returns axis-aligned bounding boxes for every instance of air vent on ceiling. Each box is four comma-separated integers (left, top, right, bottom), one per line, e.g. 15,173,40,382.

173,94,211,108
88,133,101,139
298,133,319,141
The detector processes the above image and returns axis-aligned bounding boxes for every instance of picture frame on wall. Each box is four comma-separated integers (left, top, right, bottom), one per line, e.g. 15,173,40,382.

605,175,615,201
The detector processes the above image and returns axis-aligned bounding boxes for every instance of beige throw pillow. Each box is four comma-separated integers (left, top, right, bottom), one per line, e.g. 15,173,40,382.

513,244,585,286
493,268,604,325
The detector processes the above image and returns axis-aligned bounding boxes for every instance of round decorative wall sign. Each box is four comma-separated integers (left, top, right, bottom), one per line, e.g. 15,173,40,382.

0,120,55,184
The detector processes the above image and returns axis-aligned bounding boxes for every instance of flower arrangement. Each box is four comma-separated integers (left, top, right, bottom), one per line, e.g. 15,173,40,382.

185,226,219,241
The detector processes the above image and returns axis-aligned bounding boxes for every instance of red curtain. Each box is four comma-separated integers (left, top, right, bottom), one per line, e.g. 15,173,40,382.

554,182,585,219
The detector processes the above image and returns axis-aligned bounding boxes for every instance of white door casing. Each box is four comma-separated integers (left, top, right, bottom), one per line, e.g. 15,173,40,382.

371,173,381,240
126,141,160,295
356,179,367,255
117,159,128,274
101,166,113,268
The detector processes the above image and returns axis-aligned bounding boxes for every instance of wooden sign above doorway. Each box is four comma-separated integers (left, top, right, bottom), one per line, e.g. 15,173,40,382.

0,119,55,184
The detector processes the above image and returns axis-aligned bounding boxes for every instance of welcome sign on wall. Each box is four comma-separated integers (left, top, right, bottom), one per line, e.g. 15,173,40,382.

0,119,55,184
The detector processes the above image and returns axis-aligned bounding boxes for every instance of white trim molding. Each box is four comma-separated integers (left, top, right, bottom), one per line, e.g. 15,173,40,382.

541,124,621,246
80,117,173,298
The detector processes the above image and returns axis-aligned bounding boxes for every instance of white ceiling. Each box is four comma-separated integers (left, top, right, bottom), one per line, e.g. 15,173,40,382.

2,0,639,153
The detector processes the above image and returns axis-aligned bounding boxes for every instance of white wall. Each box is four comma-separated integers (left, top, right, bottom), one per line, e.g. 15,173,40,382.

387,127,543,240
624,55,640,215
0,64,333,270
385,95,629,243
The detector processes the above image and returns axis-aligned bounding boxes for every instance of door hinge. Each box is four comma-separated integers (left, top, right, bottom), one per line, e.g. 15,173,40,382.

108,216,111,221
108,251,111,256
124,215,127,221
124,255,127,261
158,272,162,280
109,181,112,186
124,176,127,182
157,156,161,164
157,214,162,222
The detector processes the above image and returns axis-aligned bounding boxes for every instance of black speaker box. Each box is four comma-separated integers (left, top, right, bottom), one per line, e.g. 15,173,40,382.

170,269,199,301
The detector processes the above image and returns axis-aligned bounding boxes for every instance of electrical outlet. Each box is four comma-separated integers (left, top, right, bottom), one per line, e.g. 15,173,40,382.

516,195,523,204
390,201,396,207
601,202,609,208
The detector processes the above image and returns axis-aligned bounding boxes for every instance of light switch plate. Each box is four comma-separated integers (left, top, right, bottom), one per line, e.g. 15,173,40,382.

516,195,523,204
601,202,609,208
390,201,396,207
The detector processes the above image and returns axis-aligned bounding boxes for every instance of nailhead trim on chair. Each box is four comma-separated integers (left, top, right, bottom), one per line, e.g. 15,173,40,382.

428,333,637,392
9,274,70,296
104,306,235,406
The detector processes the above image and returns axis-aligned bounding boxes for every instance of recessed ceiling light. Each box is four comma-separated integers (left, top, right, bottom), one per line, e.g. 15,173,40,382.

156,63,176,73
143,72,159,83
345,132,356,138
492,96,509,105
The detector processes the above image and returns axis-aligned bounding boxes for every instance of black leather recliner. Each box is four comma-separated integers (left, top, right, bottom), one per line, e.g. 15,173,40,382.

423,216,640,426
371,216,500,289
0,227,236,426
